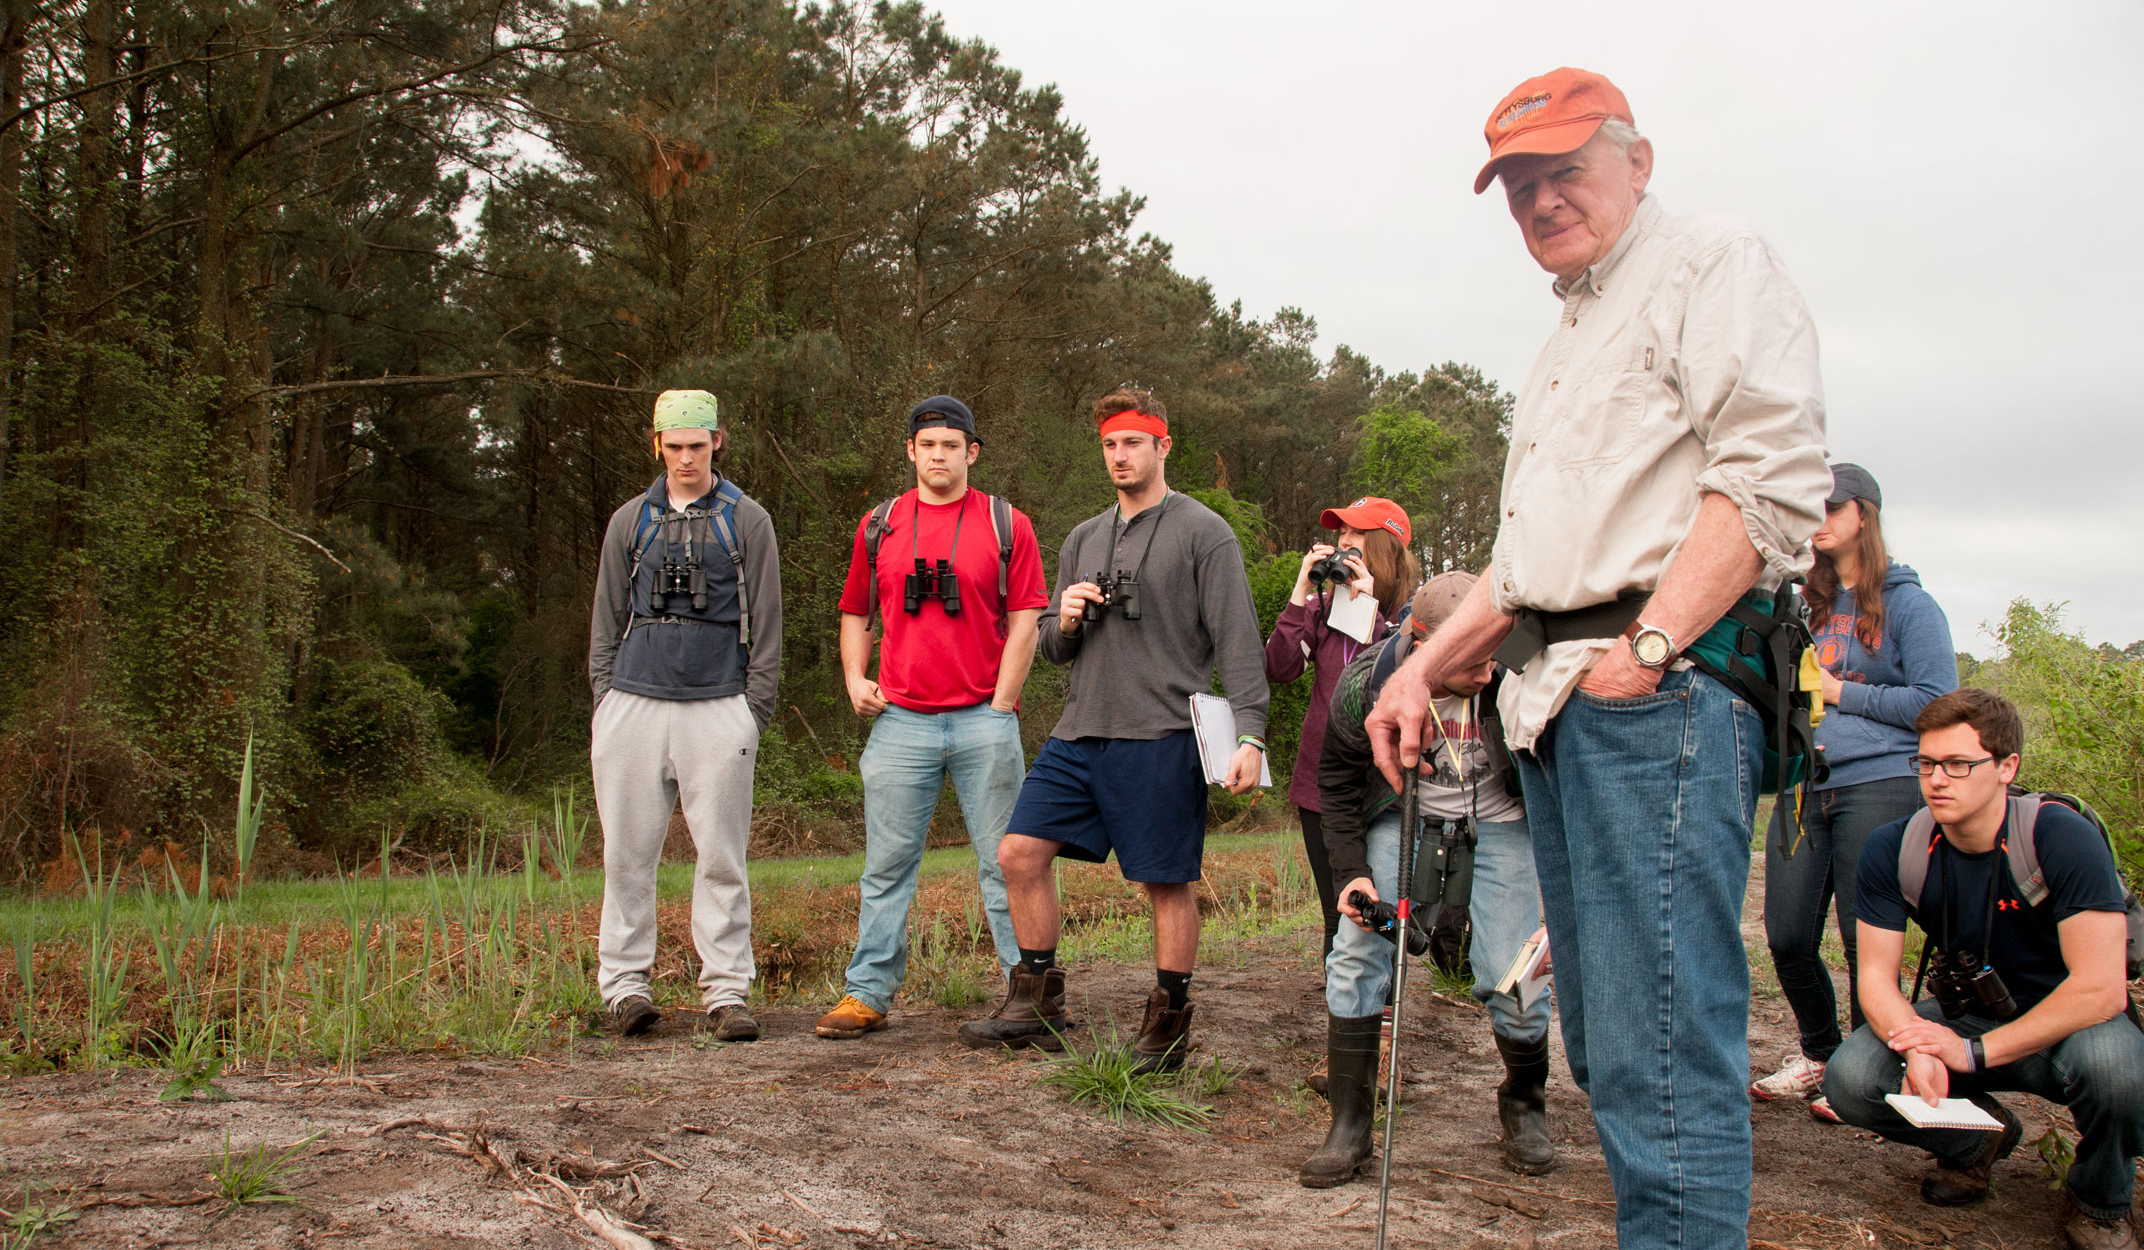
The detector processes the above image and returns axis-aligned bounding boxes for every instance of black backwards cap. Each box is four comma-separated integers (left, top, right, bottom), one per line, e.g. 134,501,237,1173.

908,396,979,445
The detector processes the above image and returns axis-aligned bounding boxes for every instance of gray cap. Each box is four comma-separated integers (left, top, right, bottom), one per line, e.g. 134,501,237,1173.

1827,462,1882,510
1409,571,1477,639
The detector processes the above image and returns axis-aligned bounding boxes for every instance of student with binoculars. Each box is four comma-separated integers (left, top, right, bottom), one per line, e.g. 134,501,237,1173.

1824,688,2144,1250
1264,496,1417,961
816,397,1049,1042
1301,571,1555,1187
959,388,1268,1071
587,390,784,1041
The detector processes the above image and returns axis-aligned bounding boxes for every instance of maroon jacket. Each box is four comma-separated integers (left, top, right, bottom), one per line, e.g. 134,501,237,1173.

1263,594,1393,812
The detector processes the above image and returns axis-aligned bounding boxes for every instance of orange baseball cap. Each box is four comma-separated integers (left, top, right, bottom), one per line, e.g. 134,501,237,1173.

1320,496,1411,546
1473,68,1634,195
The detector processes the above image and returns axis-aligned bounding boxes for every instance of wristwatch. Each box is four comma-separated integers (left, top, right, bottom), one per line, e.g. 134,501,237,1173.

1629,623,1677,669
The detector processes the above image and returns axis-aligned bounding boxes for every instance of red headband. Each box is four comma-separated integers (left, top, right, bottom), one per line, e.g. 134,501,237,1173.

1098,409,1168,440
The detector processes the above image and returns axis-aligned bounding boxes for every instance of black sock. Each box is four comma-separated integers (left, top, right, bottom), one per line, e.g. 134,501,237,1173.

1018,947,1056,974
1157,969,1192,1010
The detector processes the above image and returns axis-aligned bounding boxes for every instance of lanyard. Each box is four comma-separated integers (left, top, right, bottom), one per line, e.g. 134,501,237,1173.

1110,493,1172,580
1441,698,1472,782
909,490,969,567
1938,824,2005,964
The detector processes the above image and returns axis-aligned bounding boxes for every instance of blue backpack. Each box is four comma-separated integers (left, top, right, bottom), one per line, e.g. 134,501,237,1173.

630,477,751,647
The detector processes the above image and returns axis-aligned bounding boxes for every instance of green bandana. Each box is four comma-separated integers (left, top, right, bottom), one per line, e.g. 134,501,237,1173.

652,389,719,432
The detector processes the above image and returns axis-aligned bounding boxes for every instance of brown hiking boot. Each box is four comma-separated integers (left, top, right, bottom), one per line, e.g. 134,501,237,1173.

815,995,888,1040
703,1003,760,1042
1920,1093,2022,1206
1129,987,1195,1074
958,966,1074,1050
2067,1209,2141,1250
609,995,661,1037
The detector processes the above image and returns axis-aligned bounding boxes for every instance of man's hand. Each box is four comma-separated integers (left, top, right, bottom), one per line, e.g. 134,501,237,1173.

1222,743,1264,795
1902,1049,1950,1105
990,697,1018,715
1367,651,1436,791
1526,924,1551,975
1058,582,1103,635
1577,645,1664,699
846,674,888,717
1338,877,1377,928
1888,1017,1971,1070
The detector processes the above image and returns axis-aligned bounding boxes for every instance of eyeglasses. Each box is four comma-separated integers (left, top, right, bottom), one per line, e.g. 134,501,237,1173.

1908,755,1996,778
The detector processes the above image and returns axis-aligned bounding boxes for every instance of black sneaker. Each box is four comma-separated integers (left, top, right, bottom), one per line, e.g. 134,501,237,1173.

611,995,661,1037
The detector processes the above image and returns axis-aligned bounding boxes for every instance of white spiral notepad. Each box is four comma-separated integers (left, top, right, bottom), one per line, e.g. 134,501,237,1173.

1883,1094,2004,1130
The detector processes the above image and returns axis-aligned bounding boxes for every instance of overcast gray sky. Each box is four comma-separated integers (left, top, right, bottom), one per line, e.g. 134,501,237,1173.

925,0,2144,650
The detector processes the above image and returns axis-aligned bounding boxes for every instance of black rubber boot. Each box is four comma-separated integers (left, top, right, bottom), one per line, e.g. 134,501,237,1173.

1494,1031,1556,1176
1300,1013,1382,1188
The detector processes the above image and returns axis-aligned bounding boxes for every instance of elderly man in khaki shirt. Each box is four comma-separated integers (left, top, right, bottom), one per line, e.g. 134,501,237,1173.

1369,68,1828,1249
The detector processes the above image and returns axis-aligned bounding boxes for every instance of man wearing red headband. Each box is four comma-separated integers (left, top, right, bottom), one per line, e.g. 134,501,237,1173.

959,388,1269,1071
1367,69,1829,1247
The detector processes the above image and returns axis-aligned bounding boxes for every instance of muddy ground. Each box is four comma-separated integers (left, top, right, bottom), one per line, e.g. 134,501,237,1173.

0,869,2102,1250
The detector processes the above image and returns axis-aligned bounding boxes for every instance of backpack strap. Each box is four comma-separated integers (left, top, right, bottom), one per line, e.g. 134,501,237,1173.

705,478,750,650
1898,808,1941,914
988,493,1014,612
2004,794,2049,908
861,497,899,622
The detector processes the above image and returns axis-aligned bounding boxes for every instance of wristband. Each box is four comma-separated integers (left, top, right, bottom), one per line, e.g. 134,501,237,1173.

1237,735,1266,753
1967,1036,1986,1072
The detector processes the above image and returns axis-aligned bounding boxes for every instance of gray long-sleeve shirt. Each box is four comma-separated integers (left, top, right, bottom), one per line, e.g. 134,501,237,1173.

588,475,783,730
1038,491,1268,742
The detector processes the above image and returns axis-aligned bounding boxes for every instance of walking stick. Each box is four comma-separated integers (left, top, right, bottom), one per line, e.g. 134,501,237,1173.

1374,762,1423,1250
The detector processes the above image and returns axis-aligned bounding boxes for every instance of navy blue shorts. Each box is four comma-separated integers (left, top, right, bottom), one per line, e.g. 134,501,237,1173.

1007,732,1208,883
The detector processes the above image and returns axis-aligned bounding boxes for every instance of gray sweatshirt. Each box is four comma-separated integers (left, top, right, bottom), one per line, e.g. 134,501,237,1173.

1038,491,1269,742
588,475,783,730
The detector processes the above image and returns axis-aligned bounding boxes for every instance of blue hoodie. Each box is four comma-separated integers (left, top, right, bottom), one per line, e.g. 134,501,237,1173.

1811,562,1958,790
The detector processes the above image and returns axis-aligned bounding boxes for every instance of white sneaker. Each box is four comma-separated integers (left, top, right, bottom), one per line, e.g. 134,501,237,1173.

1751,1051,1827,1101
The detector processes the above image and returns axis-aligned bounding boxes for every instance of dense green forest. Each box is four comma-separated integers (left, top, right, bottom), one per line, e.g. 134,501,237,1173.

0,0,1518,876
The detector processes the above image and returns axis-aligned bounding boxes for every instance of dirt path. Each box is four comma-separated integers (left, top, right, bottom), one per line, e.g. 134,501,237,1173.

0,870,2087,1249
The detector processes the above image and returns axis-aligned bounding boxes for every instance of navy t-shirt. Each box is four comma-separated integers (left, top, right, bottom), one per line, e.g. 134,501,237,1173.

1857,801,2127,1013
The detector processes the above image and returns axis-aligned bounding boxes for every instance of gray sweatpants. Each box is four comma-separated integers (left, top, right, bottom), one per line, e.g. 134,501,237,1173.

591,689,759,1010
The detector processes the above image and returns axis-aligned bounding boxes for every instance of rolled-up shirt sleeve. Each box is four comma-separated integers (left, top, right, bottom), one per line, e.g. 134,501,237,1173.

1681,236,1831,580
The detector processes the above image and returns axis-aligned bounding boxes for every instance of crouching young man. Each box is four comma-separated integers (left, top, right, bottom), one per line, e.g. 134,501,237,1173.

1824,688,2144,1250
1301,572,1555,1187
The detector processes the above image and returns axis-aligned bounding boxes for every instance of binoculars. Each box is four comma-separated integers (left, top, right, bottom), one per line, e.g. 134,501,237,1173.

905,557,960,616
1347,890,1430,956
1081,571,1142,622
650,561,707,613
1307,546,1362,589
1928,949,2018,1022
1414,815,1477,910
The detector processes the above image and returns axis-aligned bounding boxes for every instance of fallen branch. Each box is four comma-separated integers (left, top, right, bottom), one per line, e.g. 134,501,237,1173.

1426,1167,1615,1210
1470,1185,1547,1220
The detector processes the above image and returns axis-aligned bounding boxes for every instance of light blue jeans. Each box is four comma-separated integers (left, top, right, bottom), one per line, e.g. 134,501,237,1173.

845,703,1024,1012
1324,810,1550,1044
1520,668,1763,1250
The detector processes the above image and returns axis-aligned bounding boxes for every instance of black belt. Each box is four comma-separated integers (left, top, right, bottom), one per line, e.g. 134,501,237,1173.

1492,593,1650,674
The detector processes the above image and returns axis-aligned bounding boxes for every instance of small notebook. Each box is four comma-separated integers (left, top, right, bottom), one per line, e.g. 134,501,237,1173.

1883,1094,2005,1130
1189,693,1273,787
1495,932,1552,1008
1326,586,1379,644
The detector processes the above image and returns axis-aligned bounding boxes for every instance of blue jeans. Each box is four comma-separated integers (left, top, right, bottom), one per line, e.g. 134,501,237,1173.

845,704,1025,1012
1519,667,1763,1250
1824,997,2144,1219
1764,775,1924,1060
1325,811,1549,1043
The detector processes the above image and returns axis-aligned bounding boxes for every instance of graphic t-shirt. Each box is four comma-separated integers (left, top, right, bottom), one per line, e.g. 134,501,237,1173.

1417,694,1526,824
837,489,1048,713
1856,801,2127,1013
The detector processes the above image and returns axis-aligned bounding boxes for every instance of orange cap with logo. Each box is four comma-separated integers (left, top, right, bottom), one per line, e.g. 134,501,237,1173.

1473,68,1634,195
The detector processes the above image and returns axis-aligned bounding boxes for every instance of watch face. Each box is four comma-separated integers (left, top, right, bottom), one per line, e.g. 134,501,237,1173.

1634,629,1672,667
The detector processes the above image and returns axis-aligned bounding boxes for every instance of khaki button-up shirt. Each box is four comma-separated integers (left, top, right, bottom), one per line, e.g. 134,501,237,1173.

1489,195,1830,749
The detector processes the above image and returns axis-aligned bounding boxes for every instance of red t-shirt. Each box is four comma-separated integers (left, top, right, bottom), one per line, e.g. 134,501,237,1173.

837,489,1048,713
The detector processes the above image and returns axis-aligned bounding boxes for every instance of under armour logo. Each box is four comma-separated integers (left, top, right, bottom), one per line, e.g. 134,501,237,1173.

1997,899,2020,911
